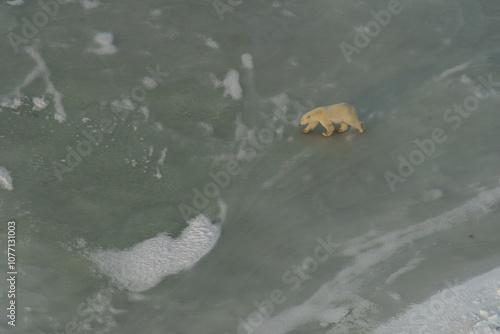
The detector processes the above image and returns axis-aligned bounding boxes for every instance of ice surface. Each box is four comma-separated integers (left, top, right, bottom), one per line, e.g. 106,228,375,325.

222,70,242,100
6,0,23,5
142,76,157,90
2,1,499,333
201,36,220,49
1,97,22,109
25,46,66,122
2,46,67,122
157,147,167,165
241,53,254,70
261,149,311,190
80,0,101,9
256,186,500,333
86,32,117,55
472,311,500,334
212,69,243,100
88,215,221,292
138,106,149,121
375,266,500,334
385,252,424,284
0,167,13,191
32,97,48,111
437,61,472,81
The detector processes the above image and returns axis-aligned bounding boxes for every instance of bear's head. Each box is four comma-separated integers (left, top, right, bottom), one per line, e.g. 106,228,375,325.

300,110,318,125
300,112,314,126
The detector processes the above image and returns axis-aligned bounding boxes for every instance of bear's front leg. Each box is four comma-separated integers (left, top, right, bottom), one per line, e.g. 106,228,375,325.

336,122,349,133
301,121,319,134
320,121,334,136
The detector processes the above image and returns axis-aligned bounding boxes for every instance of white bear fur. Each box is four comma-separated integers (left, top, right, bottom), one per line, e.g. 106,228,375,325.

300,103,365,136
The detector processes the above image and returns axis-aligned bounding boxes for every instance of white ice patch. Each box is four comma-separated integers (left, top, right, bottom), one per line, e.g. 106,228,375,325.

71,288,118,333
196,34,219,49
0,167,13,191
6,0,23,5
89,215,221,292
210,70,242,100
153,167,162,179
201,36,219,49
138,106,149,122
422,188,444,201
472,310,500,334
32,96,48,111
142,76,157,90
461,74,473,84
26,47,66,121
6,46,67,122
241,53,254,70
209,73,223,88
217,198,228,223
222,70,242,100
86,32,117,55
385,252,424,284
437,61,471,81
157,147,167,165
1,97,23,109
375,266,500,334
111,98,134,114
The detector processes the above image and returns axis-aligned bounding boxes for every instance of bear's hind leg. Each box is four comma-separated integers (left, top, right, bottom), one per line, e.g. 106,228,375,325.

348,121,365,133
320,121,335,136
337,122,349,133
301,121,319,134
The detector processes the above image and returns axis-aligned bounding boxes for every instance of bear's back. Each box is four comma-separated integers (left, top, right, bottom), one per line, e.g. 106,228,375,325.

324,103,356,123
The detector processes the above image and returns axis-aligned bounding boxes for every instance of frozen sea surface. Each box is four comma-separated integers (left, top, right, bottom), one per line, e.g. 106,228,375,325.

0,0,499,333
375,265,500,334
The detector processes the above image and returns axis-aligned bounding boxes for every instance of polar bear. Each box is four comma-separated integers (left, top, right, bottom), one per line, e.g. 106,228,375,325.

300,103,365,136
